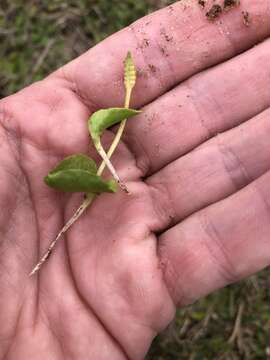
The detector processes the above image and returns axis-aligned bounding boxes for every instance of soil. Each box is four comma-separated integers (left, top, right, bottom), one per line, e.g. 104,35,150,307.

159,45,169,57
198,0,206,8
242,11,250,26
142,38,150,47
205,0,247,24
160,28,173,42
148,64,157,73
224,0,240,11
206,4,223,21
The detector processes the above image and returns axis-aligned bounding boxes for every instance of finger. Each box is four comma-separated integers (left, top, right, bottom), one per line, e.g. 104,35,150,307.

124,37,270,176
147,106,270,225
158,169,270,306
57,0,270,109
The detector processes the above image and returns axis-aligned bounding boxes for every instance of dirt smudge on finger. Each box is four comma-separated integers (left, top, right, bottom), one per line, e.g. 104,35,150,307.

223,0,240,12
206,4,223,21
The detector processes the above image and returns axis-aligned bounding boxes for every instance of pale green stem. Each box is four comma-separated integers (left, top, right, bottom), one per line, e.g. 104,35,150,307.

95,88,132,192
98,87,132,173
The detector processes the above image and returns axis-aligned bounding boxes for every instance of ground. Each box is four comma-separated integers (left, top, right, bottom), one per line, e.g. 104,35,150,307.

0,1,270,359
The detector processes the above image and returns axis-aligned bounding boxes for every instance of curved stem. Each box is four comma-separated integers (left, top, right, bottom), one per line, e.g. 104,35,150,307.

98,87,131,174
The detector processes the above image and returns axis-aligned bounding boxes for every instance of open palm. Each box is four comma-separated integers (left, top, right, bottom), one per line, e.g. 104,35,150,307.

1,1,270,359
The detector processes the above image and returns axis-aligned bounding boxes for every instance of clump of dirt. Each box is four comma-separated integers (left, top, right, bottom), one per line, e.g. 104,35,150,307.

242,11,250,26
203,0,249,26
198,0,206,8
148,64,157,73
224,0,240,11
206,4,223,21
159,45,169,57
160,28,173,42
142,38,150,47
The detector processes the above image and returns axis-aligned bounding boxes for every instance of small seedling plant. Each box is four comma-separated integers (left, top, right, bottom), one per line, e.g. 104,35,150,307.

30,52,140,275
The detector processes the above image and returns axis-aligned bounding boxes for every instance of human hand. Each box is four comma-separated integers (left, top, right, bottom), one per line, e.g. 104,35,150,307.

1,1,270,359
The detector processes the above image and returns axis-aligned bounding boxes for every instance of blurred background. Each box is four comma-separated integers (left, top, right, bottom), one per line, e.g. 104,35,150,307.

0,1,270,359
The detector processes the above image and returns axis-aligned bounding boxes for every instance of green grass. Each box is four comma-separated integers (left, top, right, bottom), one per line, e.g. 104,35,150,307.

1,1,270,359
148,274,270,359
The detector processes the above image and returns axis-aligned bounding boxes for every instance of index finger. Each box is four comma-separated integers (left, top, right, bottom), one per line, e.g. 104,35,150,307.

56,0,270,109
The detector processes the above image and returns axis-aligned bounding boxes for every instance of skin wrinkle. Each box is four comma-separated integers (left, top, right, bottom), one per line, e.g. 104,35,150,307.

35,290,80,360
1,247,37,358
47,320,67,360
0,171,19,248
147,181,177,233
32,88,87,156
2,335,17,360
2,193,33,269
129,250,173,337
0,114,28,252
37,308,67,360
198,210,239,283
184,80,214,140
17,136,57,320
252,179,270,223
17,162,40,325
215,133,252,190
48,74,95,124
34,86,65,117
0,106,22,160
59,64,101,113
1,97,59,158
2,294,30,360
33,288,80,360
122,129,151,177
0,283,29,351
186,77,226,138
157,238,186,307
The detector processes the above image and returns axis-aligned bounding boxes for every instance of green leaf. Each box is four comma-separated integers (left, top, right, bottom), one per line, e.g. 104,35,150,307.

88,107,140,144
49,154,97,175
44,154,117,193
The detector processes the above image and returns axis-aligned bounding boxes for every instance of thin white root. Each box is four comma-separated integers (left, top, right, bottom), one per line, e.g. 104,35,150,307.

29,194,94,276
97,144,130,194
